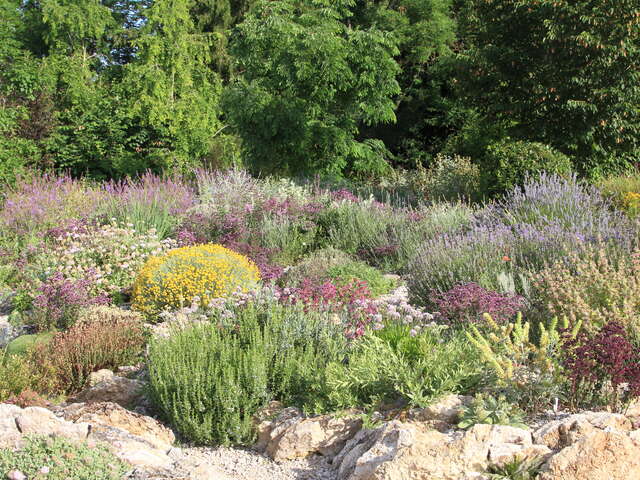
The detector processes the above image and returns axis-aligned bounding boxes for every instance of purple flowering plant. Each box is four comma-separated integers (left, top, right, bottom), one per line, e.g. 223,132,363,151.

32,272,109,331
0,174,107,237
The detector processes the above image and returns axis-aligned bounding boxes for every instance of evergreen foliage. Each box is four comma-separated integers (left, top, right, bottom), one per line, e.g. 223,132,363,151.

462,0,640,175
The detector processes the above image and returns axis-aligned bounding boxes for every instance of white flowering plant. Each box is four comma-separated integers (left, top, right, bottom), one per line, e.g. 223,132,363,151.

28,222,178,299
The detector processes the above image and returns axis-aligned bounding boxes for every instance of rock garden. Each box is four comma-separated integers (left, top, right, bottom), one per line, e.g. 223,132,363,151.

1,170,640,479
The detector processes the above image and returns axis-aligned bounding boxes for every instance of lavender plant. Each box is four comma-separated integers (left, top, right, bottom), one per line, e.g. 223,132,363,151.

477,173,635,249
408,223,517,305
0,175,106,239
408,174,638,306
101,172,196,239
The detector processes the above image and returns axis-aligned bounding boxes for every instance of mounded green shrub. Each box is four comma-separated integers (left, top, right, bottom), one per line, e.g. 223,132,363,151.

413,154,482,202
147,302,347,446
0,352,40,403
326,261,396,297
481,140,572,196
5,333,54,357
282,247,396,296
325,324,484,409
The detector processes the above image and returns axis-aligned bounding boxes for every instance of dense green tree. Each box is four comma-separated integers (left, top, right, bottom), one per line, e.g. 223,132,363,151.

0,0,52,181
123,0,225,173
223,0,401,177
462,0,640,176
0,0,231,179
348,0,458,165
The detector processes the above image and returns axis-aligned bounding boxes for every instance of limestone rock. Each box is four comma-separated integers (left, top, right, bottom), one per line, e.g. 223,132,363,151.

88,369,116,386
255,406,302,452
408,394,472,425
0,416,22,449
0,315,14,348
546,413,630,446
264,414,362,461
539,430,640,480
15,406,89,440
333,421,542,480
627,400,640,419
0,403,177,474
71,370,145,407
533,412,632,450
0,403,22,418
62,401,175,451
255,405,362,461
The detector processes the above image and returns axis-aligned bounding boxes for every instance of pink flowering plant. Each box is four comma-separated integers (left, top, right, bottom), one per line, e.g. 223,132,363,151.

31,272,109,330
370,285,436,336
279,278,377,338
0,174,107,238
431,282,526,326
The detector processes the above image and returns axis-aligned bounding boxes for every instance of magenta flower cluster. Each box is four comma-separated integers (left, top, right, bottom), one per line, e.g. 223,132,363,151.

33,272,109,329
431,282,526,325
279,278,378,338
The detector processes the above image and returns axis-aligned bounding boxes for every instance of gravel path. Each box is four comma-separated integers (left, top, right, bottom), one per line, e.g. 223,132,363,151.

177,446,337,480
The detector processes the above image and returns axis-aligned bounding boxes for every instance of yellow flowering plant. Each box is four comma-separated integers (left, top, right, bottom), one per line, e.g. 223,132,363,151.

132,244,260,317
621,191,640,218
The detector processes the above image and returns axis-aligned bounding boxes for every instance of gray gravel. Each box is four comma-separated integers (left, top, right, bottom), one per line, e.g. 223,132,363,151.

177,446,337,480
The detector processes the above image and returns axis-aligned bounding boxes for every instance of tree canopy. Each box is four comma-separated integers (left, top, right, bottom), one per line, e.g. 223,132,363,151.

0,0,638,181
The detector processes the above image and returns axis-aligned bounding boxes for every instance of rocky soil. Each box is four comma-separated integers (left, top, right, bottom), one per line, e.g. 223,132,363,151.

2,369,640,480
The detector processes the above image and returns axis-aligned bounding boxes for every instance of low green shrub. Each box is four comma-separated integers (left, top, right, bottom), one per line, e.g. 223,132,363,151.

481,140,572,196
5,333,54,356
0,436,127,480
147,302,347,446
282,248,396,297
259,213,318,265
412,154,482,202
280,248,353,286
325,324,484,409
326,262,396,297
0,352,41,403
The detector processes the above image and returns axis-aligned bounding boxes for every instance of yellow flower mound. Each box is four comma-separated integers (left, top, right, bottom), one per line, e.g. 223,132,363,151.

131,244,260,316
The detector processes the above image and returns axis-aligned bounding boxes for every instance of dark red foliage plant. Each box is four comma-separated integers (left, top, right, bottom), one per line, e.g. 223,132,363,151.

562,321,640,412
